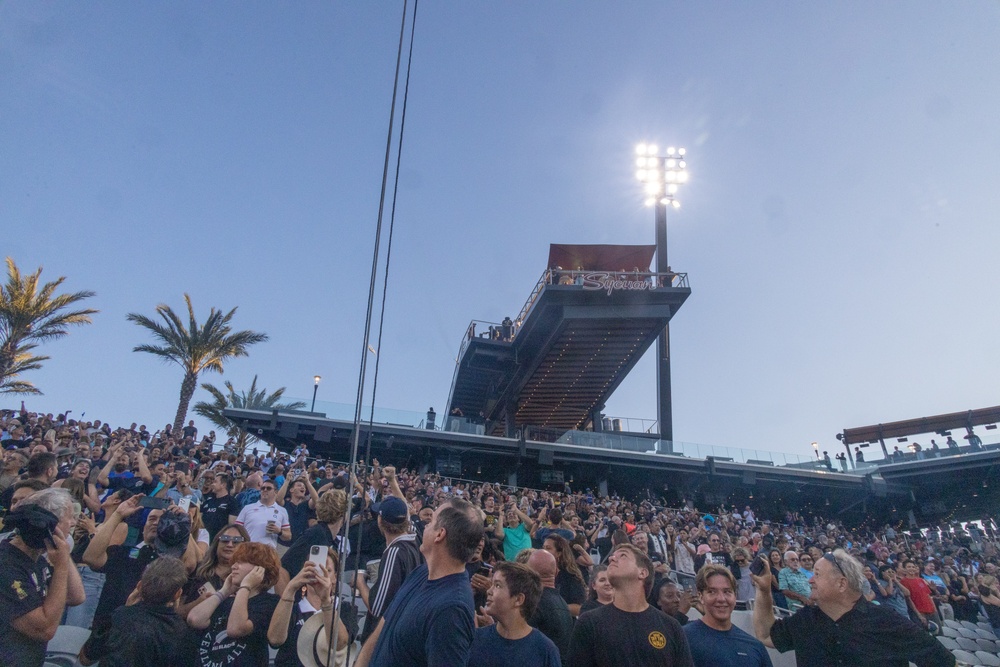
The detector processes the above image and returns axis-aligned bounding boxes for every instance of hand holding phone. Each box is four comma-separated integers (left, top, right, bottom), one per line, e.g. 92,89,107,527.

749,555,769,577
309,545,329,567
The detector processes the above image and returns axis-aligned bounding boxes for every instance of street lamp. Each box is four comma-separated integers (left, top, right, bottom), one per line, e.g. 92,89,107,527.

636,143,688,447
311,375,322,412
812,441,819,459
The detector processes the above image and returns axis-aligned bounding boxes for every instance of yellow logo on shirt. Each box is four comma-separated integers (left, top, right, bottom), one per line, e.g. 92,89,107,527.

11,580,28,600
648,631,666,649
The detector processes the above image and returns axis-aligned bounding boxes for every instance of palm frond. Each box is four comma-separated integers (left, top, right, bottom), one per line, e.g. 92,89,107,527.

0,258,96,394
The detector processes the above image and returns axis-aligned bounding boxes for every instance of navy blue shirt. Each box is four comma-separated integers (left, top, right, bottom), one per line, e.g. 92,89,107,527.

369,563,475,667
682,619,772,667
469,625,561,667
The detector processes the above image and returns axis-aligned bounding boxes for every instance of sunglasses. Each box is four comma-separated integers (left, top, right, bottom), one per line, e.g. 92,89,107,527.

823,553,846,577
218,535,246,544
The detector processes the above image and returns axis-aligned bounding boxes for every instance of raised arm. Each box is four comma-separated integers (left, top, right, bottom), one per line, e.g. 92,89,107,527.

97,445,122,487
275,472,291,506
751,570,777,648
83,494,142,570
304,474,320,509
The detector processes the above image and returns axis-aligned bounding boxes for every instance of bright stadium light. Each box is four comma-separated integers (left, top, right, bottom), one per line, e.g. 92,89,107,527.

635,143,688,208
634,141,690,448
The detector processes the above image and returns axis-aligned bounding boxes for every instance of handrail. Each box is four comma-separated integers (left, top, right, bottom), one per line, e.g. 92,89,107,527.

455,268,689,368
517,268,688,328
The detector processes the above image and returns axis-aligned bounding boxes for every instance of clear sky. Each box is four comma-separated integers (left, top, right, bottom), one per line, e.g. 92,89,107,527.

3,2,999,459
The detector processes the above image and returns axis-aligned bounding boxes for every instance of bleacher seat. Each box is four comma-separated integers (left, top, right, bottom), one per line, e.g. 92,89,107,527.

977,651,1000,666
976,628,999,641
958,627,980,639
950,649,979,666
962,620,982,631
977,638,999,653
44,625,91,667
956,637,982,653
946,620,965,629
937,636,960,651
942,626,961,638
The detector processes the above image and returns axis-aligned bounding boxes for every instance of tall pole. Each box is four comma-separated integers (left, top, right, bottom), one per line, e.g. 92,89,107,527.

636,143,687,452
311,375,321,412
655,200,673,447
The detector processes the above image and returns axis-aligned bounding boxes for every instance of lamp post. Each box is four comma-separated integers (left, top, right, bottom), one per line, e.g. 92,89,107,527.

812,441,819,459
636,143,688,448
311,375,322,412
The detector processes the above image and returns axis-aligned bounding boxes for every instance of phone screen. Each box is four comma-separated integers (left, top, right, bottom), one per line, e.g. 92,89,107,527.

138,496,171,510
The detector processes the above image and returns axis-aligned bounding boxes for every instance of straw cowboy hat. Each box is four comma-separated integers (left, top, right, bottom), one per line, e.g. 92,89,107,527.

297,612,349,667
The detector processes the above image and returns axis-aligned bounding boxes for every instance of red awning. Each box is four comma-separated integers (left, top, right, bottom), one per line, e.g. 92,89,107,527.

547,244,656,272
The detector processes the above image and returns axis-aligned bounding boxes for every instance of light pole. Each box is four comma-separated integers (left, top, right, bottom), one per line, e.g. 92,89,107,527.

311,375,322,412
636,143,688,448
812,441,819,459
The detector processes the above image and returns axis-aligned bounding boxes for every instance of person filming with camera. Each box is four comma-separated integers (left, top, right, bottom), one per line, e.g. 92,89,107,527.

0,488,85,667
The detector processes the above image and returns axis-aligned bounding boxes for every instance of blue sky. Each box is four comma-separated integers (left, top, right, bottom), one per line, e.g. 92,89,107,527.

3,2,999,459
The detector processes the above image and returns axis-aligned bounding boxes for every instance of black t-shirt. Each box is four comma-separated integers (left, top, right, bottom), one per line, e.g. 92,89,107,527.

529,587,575,665
0,540,52,667
280,499,315,546
569,604,694,667
694,550,733,572
580,598,608,615
106,473,160,497
92,543,159,631
195,593,278,667
273,589,358,667
201,493,234,540
556,569,587,607
281,524,340,578
770,597,955,667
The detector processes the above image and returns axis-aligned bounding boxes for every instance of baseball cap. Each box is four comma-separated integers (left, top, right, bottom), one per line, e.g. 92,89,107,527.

371,497,408,523
154,511,192,557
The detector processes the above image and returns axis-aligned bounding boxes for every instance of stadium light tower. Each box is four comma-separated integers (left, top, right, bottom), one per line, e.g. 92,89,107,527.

636,143,688,446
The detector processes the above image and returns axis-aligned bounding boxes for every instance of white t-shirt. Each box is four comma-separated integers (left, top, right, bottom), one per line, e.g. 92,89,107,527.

236,501,290,547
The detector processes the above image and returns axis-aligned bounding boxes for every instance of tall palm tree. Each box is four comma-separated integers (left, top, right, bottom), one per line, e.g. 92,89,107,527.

0,257,97,395
127,294,268,433
194,375,305,455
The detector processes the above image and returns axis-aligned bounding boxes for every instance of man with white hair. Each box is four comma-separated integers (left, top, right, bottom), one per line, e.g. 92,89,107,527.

0,488,85,666
777,550,811,611
752,548,954,666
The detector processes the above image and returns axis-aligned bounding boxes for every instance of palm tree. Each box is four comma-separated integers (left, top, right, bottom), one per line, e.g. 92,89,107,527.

194,375,305,455
0,257,97,395
127,294,268,433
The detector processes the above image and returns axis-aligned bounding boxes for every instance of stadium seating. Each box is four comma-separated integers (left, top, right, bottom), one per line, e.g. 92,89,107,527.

44,625,90,667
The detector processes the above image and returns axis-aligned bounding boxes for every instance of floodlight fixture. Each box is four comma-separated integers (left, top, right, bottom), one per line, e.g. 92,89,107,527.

635,142,689,208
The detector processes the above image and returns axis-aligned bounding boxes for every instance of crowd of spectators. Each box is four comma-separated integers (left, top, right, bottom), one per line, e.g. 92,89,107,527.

0,403,988,665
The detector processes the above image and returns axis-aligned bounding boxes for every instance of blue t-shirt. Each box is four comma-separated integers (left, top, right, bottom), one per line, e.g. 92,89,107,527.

469,625,561,667
682,619,773,667
370,563,475,667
